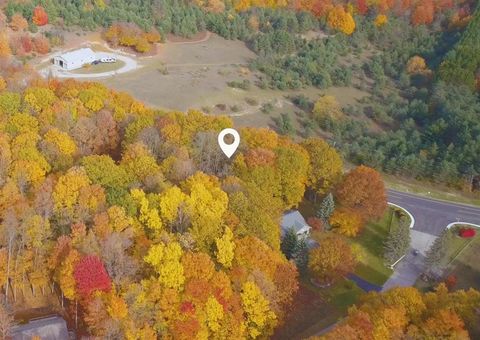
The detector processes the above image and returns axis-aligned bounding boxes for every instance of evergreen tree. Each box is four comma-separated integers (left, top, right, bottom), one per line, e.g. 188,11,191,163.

293,238,309,274
425,229,452,272
317,193,335,229
383,215,411,265
280,228,298,260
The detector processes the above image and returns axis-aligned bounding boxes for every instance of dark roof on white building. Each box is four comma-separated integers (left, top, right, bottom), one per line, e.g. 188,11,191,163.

11,316,69,340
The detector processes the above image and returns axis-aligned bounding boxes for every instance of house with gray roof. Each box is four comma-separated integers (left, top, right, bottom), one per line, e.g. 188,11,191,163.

281,210,311,239
11,316,71,340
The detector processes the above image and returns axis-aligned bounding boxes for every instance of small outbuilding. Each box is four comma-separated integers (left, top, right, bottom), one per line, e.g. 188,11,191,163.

281,210,311,239
11,316,71,340
53,48,97,71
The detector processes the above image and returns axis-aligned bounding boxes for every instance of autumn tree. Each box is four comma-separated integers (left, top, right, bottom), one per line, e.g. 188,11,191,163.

356,0,368,15
182,172,228,250
10,14,28,31
327,5,356,35
144,241,185,290
241,281,277,339
215,227,235,268
411,0,435,26
74,255,112,300
406,55,432,76
301,138,343,198
33,36,50,54
32,6,49,26
336,166,387,220
323,285,478,339
312,95,343,123
0,34,11,58
375,14,388,27
308,233,356,284
330,207,364,237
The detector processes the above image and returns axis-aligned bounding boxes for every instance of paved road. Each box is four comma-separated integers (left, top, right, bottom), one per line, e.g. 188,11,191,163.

387,189,480,236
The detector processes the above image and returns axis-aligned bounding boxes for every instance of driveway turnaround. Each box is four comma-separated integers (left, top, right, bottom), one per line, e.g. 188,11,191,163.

382,250,426,291
40,52,138,79
382,190,480,291
387,190,480,236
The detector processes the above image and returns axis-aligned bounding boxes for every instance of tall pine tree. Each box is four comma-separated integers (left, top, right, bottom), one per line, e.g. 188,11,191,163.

293,238,309,275
384,214,411,265
317,193,335,229
425,229,452,272
281,228,298,260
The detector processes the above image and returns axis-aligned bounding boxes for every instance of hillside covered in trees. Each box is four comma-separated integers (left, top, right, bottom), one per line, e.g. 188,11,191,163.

0,50,381,337
0,0,480,338
2,0,479,189
0,59,478,339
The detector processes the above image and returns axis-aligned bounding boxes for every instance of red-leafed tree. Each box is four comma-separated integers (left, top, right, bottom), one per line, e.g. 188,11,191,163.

74,255,111,299
32,6,49,26
357,0,368,15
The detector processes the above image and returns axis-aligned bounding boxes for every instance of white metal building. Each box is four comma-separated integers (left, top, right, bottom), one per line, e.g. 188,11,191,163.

53,48,97,71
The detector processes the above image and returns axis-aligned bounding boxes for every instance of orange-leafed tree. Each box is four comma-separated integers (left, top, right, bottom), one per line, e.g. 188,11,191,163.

308,233,356,284
10,13,28,31
32,6,49,26
0,34,11,58
335,165,387,220
309,0,334,17
33,36,50,54
327,5,356,35
411,0,435,26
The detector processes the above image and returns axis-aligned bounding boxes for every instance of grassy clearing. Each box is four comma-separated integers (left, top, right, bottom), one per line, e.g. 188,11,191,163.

350,209,395,286
417,228,480,292
72,60,126,74
384,174,480,207
443,230,480,291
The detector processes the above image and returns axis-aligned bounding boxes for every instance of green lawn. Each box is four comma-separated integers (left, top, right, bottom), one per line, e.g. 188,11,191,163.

384,174,480,207
416,228,480,292
444,230,480,291
323,279,364,311
350,209,395,286
439,228,471,268
72,60,126,74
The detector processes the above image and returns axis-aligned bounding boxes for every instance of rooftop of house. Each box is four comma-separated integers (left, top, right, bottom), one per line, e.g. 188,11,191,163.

281,210,309,235
11,316,70,340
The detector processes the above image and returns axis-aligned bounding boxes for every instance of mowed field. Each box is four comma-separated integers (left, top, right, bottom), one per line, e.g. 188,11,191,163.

101,33,257,111
94,33,369,131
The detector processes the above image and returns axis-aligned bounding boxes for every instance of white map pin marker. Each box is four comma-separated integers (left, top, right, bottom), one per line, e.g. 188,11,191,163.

218,128,240,158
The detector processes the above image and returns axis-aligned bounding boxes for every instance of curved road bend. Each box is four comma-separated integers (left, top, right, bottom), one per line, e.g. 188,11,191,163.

387,189,480,236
